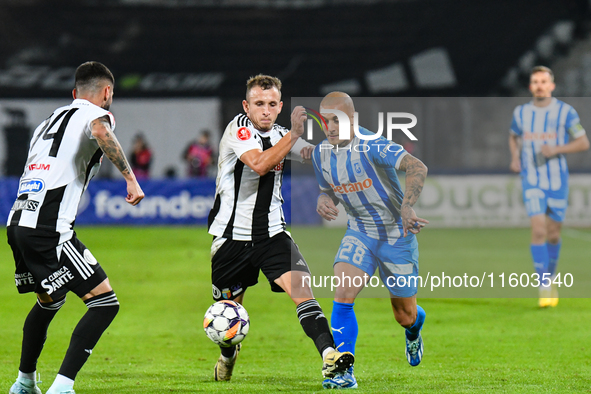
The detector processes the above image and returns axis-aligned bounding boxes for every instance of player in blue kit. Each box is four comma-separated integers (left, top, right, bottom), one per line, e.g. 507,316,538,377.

310,92,429,389
509,66,589,308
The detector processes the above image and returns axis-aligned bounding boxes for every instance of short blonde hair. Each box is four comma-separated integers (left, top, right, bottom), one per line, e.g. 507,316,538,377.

531,66,554,82
246,74,282,100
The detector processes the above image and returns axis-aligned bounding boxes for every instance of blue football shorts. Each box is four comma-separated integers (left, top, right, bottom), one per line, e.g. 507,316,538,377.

333,228,419,297
522,181,569,223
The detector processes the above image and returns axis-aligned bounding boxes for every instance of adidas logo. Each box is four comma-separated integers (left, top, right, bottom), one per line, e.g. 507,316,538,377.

296,259,306,266
84,349,93,355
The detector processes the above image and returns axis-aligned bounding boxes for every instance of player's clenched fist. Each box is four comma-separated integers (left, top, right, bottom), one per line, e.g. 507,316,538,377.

291,106,307,138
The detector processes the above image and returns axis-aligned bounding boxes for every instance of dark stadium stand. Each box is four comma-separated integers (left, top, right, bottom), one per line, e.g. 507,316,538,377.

0,0,584,98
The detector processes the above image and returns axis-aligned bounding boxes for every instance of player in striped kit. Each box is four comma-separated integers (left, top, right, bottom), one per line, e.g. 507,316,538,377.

207,75,353,385
7,62,144,394
509,66,589,308
311,92,428,389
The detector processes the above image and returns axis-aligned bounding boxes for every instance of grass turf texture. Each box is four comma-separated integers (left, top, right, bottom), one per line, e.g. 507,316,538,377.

1,226,590,393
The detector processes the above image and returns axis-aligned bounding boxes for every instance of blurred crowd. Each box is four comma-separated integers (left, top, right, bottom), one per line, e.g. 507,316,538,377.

128,130,216,179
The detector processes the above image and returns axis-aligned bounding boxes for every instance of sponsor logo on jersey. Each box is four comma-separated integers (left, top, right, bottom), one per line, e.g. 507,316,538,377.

11,199,39,212
18,179,45,195
523,131,557,141
272,161,284,172
329,178,373,195
28,163,51,171
41,266,75,295
237,127,252,141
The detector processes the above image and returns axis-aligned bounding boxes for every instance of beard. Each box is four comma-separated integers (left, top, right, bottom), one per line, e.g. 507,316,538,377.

102,97,112,111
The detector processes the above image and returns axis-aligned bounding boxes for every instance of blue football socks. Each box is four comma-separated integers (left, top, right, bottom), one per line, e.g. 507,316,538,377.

405,305,425,341
331,301,358,355
547,241,561,277
531,243,550,280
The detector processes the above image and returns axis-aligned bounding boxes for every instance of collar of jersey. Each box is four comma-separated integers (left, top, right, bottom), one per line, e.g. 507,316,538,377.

528,97,557,111
326,125,374,152
72,98,97,107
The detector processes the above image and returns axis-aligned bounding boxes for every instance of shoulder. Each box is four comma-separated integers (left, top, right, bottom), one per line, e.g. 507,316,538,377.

356,127,392,146
312,140,333,167
357,126,377,138
225,114,255,137
226,114,249,130
71,100,115,132
313,140,332,155
512,103,527,116
360,127,402,151
73,99,109,118
558,100,577,115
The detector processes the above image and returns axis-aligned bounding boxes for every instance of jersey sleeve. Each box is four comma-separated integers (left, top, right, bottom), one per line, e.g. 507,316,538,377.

287,138,315,163
510,106,523,136
312,144,332,191
565,106,586,139
106,111,116,132
363,138,408,170
224,119,262,159
85,108,115,139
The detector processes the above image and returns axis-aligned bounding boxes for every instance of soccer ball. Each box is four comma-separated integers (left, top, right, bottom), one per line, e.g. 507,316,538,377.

203,300,250,347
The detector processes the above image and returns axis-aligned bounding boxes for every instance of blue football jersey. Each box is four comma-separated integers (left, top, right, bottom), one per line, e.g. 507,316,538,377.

510,98,586,191
312,127,408,243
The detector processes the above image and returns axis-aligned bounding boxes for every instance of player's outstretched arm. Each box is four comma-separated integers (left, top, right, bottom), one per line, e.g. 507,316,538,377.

240,106,307,176
398,154,429,237
91,115,145,206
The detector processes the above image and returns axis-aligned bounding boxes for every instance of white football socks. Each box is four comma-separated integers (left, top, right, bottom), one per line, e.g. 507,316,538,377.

48,374,74,392
322,347,335,360
18,371,36,382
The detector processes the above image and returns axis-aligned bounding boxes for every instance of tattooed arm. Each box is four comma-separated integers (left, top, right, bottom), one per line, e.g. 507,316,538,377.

91,115,145,206
398,154,429,237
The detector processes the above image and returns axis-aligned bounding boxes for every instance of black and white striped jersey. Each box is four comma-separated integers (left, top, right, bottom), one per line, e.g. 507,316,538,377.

7,99,114,243
208,114,311,241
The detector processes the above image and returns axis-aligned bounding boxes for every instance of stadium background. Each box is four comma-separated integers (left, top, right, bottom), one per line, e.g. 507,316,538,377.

1,0,591,392
1,0,591,228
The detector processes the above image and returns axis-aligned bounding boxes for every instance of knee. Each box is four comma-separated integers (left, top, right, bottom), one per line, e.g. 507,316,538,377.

547,235,560,245
393,307,416,328
547,229,561,244
85,291,120,317
531,225,547,243
334,287,358,303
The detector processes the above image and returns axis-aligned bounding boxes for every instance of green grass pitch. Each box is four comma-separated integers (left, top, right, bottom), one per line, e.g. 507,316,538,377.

1,226,591,393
